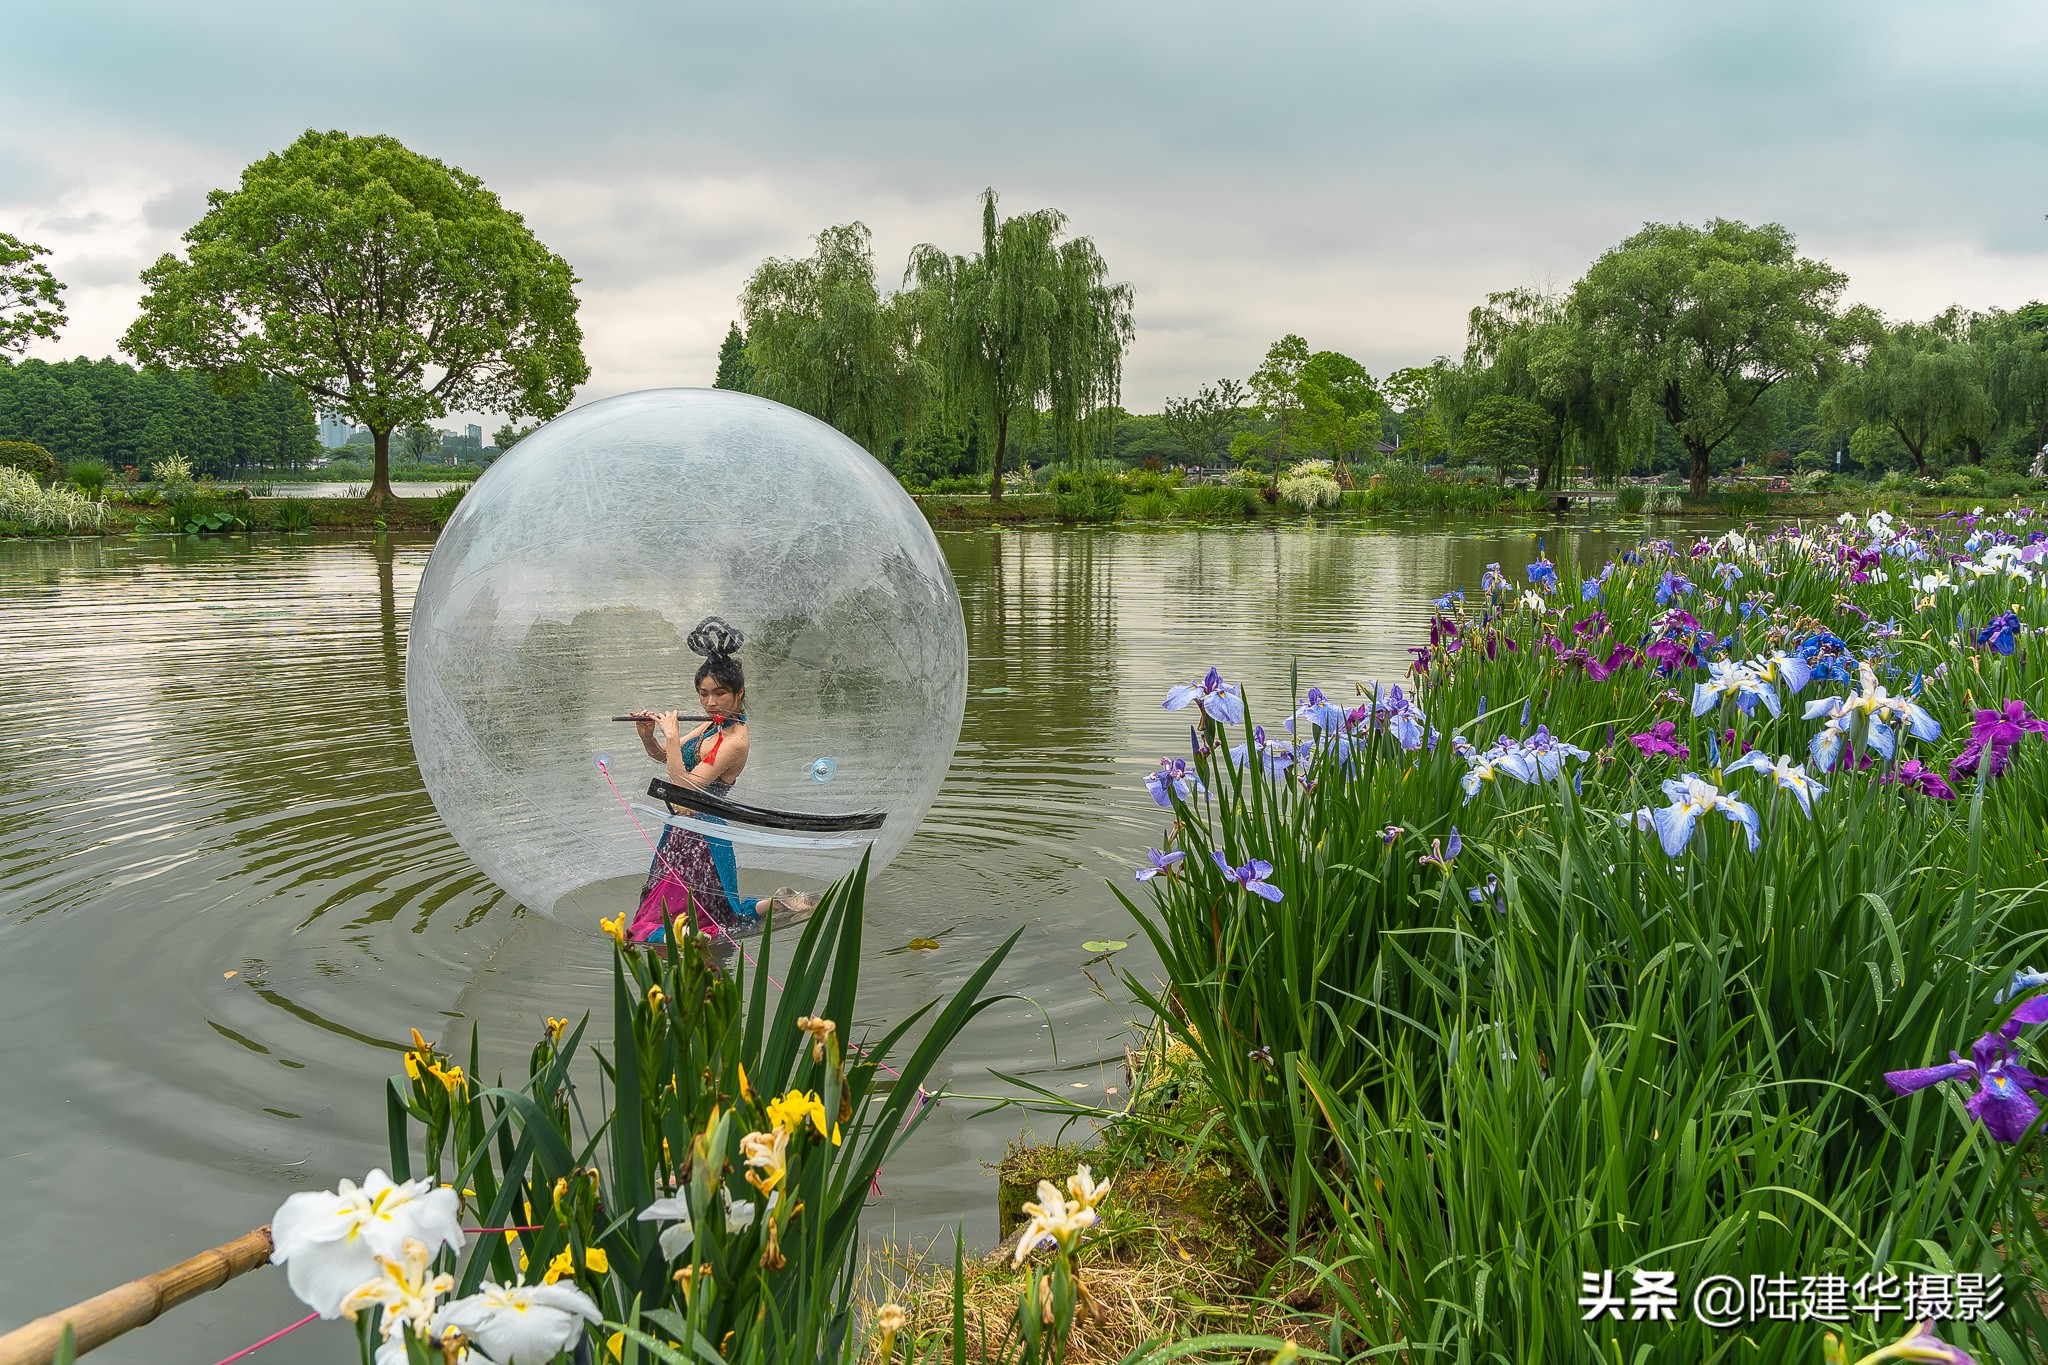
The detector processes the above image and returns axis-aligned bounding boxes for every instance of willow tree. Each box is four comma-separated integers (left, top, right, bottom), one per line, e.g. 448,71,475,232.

1044,235,1135,472
740,223,919,456
907,190,1130,499
1466,287,1638,488
123,129,587,504
1822,310,1992,475
1570,219,1857,501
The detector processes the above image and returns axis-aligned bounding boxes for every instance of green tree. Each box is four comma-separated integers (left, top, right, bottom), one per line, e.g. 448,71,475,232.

493,421,537,451
401,421,441,462
1821,309,1992,476
1383,365,1452,465
907,189,1131,498
742,223,917,457
905,193,1054,501
122,129,588,504
1042,232,1135,473
1570,219,1859,500
1247,334,1312,468
1160,378,1247,466
0,233,66,356
1297,349,1381,467
712,321,755,392
1968,304,2048,467
1461,394,1551,484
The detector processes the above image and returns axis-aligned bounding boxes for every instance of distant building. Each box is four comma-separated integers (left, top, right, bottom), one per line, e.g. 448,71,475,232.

466,424,482,445
318,415,359,449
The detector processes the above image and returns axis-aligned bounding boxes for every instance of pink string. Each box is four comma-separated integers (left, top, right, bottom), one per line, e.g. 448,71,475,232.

209,1311,317,1365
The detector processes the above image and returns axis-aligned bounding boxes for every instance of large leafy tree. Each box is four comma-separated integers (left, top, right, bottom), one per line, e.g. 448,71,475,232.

1042,232,1135,473
1161,378,1247,466
907,190,1131,499
1461,394,1551,485
1246,334,1312,467
1570,219,1859,500
1821,309,1992,475
1464,287,1644,488
123,129,587,503
0,231,67,356
1969,304,2048,466
1297,349,1381,467
741,222,919,456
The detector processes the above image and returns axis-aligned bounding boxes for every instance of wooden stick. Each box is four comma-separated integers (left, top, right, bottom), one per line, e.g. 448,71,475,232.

0,1226,274,1365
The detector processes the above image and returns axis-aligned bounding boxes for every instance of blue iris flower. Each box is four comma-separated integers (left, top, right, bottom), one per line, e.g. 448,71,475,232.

1212,850,1284,902
1135,848,1186,882
1164,666,1245,725
1144,757,1202,808
1655,572,1693,607
1526,557,1558,592
1977,612,2023,656
1434,589,1465,612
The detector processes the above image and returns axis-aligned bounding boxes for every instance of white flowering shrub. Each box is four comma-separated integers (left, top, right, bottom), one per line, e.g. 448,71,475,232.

1277,460,1341,511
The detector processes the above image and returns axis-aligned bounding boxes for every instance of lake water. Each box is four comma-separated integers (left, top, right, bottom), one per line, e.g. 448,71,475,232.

0,517,1723,1362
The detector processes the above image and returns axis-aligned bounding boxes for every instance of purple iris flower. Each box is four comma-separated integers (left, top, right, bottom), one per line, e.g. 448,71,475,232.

1714,562,1742,589
1883,997,2048,1143
1164,666,1245,725
1975,611,2023,657
1211,849,1283,901
1480,563,1509,595
1882,758,1959,800
1145,756,1202,808
1654,572,1693,606
1950,700,2048,780
1467,873,1505,914
1584,644,1640,681
1627,721,1689,761
1135,848,1186,882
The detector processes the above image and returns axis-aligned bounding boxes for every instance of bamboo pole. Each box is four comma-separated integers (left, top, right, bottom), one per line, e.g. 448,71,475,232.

0,1225,274,1365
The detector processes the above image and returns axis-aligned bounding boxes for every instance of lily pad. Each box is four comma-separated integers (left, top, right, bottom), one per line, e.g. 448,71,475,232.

1081,940,1128,954
980,686,1012,695
906,937,941,951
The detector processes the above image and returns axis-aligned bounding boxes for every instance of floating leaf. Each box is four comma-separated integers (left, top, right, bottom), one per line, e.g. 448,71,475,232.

222,970,238,979
1081,940,1128,954
906,937,941,951
979,687,1012,695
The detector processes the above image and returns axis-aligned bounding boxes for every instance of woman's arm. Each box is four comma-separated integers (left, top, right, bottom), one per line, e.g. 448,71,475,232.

634,715,665,762
659,713,719,787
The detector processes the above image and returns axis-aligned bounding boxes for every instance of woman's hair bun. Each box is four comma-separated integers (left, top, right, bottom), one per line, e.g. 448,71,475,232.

687,616,745,659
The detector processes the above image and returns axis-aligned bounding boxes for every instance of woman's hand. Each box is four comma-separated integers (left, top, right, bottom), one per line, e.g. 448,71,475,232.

655,709,682,744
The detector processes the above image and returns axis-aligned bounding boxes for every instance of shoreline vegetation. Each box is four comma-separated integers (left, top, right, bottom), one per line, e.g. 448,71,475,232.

222,508,2048,1365
5,463,2048,541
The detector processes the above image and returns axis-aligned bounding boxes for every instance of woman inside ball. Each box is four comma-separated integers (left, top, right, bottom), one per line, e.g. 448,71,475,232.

627,616,819,946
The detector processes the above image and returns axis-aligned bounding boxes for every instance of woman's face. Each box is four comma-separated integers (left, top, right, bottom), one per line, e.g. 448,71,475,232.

698,679,741,715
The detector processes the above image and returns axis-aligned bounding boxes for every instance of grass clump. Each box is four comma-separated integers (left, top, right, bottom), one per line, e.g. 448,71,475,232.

0,465,108,531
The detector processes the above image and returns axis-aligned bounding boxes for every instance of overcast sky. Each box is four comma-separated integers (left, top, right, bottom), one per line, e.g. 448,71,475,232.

7,1,2048,420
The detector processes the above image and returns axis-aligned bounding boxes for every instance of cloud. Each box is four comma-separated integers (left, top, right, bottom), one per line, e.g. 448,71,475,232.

5,0,2048,407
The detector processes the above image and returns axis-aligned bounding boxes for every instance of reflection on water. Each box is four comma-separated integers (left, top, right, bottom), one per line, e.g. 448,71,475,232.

0,517,1726,1361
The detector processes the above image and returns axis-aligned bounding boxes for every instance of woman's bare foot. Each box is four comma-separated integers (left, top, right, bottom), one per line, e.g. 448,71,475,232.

768,887,821,918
